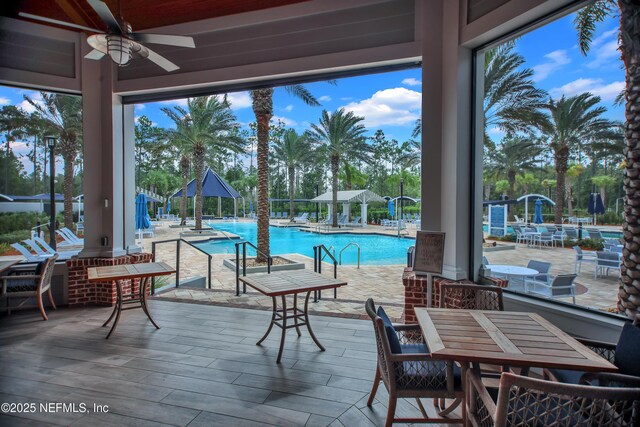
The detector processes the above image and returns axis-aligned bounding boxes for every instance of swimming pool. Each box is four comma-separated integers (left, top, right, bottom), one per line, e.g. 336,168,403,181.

195,222,415,265
482,224,622,239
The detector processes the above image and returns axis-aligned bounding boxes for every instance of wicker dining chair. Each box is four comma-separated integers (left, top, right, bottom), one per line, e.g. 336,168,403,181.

439,283,504,311
467,370,640,427
365,298,465,426
0,254,58,320
545,316,640,385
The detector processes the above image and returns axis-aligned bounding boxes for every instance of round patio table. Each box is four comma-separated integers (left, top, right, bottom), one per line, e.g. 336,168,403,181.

486,264,538,282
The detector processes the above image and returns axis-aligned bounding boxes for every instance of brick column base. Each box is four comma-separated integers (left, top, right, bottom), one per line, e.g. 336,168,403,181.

66,253,153,306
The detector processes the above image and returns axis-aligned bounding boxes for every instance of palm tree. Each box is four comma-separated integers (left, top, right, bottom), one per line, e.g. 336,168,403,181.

251,86,321,262
398,139,421,170
485,137,542,215
272,129,314,217
308,109,370,227
539,93,616,224
25,93,82,229
572,0,640,318
483,43,548,149
162,96,244,229
565,164,585,217
0,106,27,194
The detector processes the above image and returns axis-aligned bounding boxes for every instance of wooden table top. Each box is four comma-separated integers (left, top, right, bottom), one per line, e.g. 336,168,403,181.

238,270,347,297
88,262,175,282
0,260,20,274
415,308,618,372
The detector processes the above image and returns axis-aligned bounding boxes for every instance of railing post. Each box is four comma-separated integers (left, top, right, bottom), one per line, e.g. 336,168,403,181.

207,255,212,289
267,256,272,274
176,240,181,288
151,242,156,295
242,243,247,293
235,242,240,296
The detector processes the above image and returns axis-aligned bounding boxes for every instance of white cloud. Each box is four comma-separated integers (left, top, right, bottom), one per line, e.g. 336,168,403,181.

18,92,44,114
532,49,571,82
135,104,145,111
340,97,353,101
272,115,297,127
318,95,331,102
587,40,620,69
0,97,10,106
283,104,294,112
488,127,502,135
550,78,624,101
226,91,251,109
402,78,422,86
159,98,188,107
592,28,618,47
341,87,421,127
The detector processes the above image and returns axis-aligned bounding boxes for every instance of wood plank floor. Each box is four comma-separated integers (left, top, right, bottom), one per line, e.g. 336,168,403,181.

0,300,460,426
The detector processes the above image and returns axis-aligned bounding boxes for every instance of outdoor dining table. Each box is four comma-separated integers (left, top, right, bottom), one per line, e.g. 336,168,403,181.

87,262,175,339
239,270,347,364
415,308,618,423
486,264,538,283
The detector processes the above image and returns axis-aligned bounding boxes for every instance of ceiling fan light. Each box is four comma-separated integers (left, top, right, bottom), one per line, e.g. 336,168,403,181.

106,35,132,66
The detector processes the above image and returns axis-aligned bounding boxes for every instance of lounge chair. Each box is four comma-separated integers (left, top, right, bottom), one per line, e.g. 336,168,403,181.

56,228,83,246
11,243,52,262
595,251,621,279
564,227,578,239
573,246,596,274
291,212,309,224
587,228,604,240
347,216,361,227
281,212,289,219
33,237,80,258
525,273,577,304
270,212,275,219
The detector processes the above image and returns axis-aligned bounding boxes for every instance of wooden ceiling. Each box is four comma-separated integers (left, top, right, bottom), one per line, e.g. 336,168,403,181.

3,0,309,32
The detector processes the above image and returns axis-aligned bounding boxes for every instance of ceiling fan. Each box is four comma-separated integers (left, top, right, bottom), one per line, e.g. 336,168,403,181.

18,0,195,72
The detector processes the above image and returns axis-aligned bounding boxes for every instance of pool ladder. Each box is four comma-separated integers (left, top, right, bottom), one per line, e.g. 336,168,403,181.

338,242,360,269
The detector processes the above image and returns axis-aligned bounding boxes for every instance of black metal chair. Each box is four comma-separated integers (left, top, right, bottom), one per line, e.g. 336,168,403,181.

365,298,465,426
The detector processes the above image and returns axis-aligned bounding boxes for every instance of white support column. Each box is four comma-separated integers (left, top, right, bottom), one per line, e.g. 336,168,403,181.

123,104,139,253
79,44,130,258
361,203,368,227
342,203,350,221
421,0,472,280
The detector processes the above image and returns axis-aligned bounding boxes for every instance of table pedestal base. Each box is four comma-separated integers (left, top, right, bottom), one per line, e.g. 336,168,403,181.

257,291,324,363
103,277,159,339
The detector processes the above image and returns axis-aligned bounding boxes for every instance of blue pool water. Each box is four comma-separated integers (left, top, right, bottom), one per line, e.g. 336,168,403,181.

195,222,415,265
482,224,622,239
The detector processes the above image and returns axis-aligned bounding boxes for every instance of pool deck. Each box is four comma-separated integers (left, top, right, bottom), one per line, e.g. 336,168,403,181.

0,219,622,319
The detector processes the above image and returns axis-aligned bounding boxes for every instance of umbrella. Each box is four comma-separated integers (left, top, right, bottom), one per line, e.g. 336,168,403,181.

595,194,605,215
533,199,543,224
249,201,253,213
388,199,395,218
135,193,151,239
587,194,595,215
166,199,171,214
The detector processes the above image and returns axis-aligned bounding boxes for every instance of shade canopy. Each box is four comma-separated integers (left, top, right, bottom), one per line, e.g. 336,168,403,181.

171,168,240,199
311,189,384,204
4,193,65,201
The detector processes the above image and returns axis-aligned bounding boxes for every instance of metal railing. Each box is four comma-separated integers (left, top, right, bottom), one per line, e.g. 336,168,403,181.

150,238,213,295
338,242,360,268
235,241,272,296
313,244,338,301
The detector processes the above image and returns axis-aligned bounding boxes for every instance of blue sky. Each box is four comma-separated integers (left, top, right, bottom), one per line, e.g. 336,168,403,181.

0,9,625,173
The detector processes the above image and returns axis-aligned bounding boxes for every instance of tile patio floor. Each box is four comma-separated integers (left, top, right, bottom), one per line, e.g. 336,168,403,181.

0,299,455,426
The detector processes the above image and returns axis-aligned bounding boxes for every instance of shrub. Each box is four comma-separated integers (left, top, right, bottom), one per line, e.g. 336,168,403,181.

0,242,10,255
0,212,48,235
0,230,31,245
487,234,517,242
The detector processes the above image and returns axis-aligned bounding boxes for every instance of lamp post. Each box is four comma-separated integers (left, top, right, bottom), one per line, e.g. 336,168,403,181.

45,136,57,249
315,184,320,223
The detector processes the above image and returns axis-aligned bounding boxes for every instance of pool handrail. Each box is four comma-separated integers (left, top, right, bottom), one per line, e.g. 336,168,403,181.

338,242,360,269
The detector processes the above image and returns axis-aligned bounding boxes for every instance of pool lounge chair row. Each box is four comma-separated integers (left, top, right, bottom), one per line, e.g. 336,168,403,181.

12,237,80,262
269,212,290,219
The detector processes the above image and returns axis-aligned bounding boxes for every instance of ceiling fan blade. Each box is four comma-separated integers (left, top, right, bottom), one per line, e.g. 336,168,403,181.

85,49,105,60
18,12,102,33
145,47,180,72
87,0,122,33
131,33,195,48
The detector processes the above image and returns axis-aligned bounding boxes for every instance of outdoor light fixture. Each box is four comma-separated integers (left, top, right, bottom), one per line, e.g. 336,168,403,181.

106,35,133,66
45,136,57,249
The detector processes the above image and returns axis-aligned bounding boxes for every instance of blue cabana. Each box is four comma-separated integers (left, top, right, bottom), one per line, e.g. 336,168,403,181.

171,168,241,217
